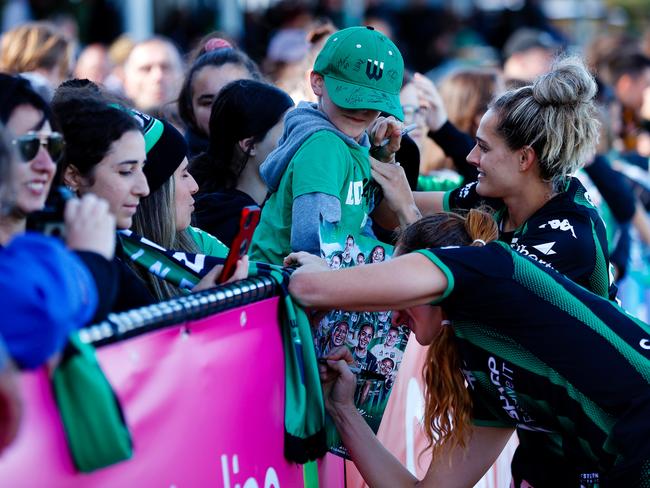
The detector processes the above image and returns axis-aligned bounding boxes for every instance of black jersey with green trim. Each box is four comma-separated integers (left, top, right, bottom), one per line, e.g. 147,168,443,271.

443,177,613,299
416,243,650,487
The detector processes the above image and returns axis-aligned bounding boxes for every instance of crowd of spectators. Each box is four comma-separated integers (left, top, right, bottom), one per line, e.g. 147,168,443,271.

0,0,649,484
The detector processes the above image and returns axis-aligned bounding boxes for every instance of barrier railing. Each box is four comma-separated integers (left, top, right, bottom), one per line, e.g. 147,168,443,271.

79,276,277,347
0,278,347,487
0,277,511,487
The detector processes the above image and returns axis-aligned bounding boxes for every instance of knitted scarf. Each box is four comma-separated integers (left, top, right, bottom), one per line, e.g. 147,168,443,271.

118,230,326,464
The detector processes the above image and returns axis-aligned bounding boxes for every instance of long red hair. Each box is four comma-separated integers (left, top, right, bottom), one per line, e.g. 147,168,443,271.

396,209,498,460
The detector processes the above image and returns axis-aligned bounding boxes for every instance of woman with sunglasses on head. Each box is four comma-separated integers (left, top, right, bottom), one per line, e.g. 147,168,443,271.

286,209,650,487
178,38,264,157
376,57,614,301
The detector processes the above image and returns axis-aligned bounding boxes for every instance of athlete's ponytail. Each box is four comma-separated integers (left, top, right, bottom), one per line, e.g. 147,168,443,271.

466,208,499,246
396,209,497,461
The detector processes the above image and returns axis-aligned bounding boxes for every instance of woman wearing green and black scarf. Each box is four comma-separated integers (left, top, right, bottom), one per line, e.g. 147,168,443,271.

119,108,249,300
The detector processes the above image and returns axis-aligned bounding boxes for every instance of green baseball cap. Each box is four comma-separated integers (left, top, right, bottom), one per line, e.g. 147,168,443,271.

314,26,404,120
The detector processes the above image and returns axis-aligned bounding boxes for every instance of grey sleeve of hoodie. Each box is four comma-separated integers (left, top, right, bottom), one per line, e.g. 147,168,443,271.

291,192,341,255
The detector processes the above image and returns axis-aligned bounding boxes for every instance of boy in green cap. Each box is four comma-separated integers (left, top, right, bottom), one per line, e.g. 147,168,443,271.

250,26,407,265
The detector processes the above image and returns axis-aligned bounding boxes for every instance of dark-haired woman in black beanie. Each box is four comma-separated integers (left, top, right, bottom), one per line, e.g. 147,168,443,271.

121,110,246,300
191,79,294,246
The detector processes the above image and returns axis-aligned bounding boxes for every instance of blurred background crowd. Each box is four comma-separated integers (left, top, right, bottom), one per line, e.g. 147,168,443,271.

1,0,649,312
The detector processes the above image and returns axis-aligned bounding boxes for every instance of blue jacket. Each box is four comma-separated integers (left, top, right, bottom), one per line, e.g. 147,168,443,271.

0,233,98,368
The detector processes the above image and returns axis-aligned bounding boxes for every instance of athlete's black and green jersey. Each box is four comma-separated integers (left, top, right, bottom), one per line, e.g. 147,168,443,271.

417,242,650,487
443,177,614,299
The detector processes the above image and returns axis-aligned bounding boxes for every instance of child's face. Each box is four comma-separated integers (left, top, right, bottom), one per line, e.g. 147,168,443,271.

311,72,380,140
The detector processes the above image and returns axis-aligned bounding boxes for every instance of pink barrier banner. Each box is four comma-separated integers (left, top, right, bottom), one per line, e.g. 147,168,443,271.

0,298,343,487
0,294,516,488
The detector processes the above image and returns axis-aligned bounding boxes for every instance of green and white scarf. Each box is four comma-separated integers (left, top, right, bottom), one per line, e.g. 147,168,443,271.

118,229,326,464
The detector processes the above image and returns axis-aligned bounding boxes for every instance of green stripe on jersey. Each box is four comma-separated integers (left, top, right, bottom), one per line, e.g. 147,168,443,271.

508,244,650,382
455,319,616,435
442,190,452,212
573,183,609,298
415,249,455,303
588,219,609,298
517,394,601,462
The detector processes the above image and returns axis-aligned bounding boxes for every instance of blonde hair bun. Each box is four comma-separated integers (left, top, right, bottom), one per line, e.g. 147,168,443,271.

532,56,597,108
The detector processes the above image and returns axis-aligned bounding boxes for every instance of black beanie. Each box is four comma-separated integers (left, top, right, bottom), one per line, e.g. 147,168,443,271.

128,109,188,193
144,120,188,193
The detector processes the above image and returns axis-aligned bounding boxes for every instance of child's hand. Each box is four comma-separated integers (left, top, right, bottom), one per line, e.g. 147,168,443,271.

284,251,329,270
368,116,402,163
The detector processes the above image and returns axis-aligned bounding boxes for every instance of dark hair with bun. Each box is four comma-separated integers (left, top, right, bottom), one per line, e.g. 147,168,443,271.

177,46,263,135
51,85,141,177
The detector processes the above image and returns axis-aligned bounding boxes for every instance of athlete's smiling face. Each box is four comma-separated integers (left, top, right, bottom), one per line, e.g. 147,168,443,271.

357,324,374,350
466,109,526,199
332,322,349,346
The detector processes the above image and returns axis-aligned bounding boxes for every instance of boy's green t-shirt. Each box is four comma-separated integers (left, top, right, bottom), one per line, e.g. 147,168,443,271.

250,130,374,264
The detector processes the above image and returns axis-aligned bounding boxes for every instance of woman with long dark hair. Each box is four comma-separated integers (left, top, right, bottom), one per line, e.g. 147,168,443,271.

177,41,263,156
53,84,246,304
191,79,293,245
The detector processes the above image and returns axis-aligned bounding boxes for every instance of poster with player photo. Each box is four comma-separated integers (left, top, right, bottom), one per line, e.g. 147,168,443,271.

316,223,410,459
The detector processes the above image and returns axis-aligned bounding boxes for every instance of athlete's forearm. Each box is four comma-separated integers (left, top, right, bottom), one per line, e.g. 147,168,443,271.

329,403,420,488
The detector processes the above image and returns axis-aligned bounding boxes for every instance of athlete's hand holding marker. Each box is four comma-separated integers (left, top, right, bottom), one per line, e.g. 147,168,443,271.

317,347,358,414
370,157,421,228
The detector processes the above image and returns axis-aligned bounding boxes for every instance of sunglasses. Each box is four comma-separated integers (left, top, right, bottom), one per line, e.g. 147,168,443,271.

12,132,65,163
